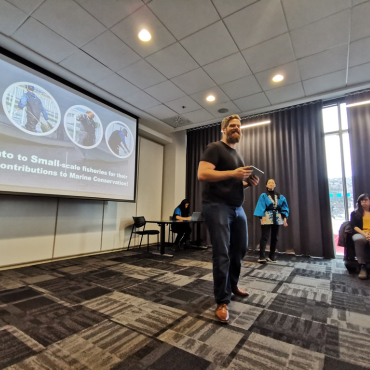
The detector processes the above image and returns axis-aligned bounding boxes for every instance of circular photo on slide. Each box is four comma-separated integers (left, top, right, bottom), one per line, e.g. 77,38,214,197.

105,121,134,159
2,82,61,136
64,105,103,149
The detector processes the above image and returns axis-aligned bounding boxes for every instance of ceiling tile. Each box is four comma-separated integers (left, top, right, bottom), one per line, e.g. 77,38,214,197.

348,62,370,86
7,0,44,14
255,61,301,91
224,0,288,50
205,101,240,118
290,10,350,59
352,0,368,5
95,73,141,99
203,53,251,85
298,44,348,80
212,0,259,18
181,21,238,66
145,80,186,103
145,42,198,79
123,90,160,109
282,0,351,30
75,0,144,28
233,92,270,112
144,104,177,120
111,5,176,58
182,109,215,123
117,59,166,89
241,33,295,74
349,37,370,67
351,1,370,41
0,0,27,36
12,18,78,63
220,75,262,100
303,70,346,96
265,82,305,105
148,0,219,39
166,96,202,114
82,31,141,71
59,50,113,83
32,0,106,47
171,68,216,95
190,86,230,108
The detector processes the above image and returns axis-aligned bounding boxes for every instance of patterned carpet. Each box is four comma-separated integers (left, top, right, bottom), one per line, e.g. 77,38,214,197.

0,247,370,370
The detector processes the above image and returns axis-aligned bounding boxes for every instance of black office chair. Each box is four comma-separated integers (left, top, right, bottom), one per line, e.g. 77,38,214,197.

127,216,159,252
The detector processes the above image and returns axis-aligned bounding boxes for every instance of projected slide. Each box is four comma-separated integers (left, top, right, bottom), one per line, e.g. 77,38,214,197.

0,55,137,201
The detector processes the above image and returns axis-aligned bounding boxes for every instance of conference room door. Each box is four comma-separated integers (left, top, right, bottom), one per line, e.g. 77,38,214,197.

322,102,354,256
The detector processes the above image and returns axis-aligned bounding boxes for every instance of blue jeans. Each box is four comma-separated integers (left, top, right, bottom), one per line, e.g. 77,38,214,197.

202,202,248,304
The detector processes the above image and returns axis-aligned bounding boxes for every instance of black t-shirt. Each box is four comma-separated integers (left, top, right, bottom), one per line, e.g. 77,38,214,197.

200,141,245,207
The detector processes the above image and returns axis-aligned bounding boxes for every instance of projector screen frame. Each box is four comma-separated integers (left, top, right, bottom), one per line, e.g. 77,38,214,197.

0,46,139,203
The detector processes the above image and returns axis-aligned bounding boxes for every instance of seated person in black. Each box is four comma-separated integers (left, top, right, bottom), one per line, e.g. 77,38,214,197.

172,199,192,249
350,193,370,280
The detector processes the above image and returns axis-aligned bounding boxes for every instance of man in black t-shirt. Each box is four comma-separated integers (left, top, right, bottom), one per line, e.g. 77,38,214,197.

198,114,259,324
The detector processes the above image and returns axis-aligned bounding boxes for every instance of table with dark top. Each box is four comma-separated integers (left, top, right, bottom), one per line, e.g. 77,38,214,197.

146,219,205,257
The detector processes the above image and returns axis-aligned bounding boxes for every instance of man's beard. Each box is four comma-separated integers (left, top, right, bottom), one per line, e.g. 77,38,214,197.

226,131,241,144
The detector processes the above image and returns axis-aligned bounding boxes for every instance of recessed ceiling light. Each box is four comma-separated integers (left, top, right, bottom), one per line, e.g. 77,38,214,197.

206,95,215,102
272,74,284,82
218,108,229,113
138,29,151,41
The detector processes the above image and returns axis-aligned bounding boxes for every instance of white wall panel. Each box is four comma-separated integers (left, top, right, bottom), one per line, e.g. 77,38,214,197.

101,200,138,251
136,137,163,243
53,198,104,258
0,195,57,267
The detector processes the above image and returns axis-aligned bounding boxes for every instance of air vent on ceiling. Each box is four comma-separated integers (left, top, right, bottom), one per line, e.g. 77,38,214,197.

162,115,192,128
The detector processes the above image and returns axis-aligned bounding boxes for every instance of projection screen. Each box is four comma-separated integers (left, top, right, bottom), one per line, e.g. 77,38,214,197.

0,50,138,201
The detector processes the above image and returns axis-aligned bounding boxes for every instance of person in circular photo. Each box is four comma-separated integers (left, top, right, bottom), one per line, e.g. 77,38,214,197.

2,82,61,136
64,105,103,149
106,121,134,158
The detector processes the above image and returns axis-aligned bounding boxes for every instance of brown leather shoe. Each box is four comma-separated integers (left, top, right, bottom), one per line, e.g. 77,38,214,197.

215,303,229,323
232,286,249,297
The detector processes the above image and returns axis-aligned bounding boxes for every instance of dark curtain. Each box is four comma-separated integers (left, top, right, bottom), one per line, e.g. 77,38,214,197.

186,101,334,258
186,124,221,244
346,90,370,202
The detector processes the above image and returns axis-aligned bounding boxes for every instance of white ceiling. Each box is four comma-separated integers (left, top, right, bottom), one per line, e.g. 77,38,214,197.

2,0,370,133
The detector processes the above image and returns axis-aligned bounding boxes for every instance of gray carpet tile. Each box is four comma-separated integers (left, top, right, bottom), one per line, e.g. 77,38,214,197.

1,248,370,369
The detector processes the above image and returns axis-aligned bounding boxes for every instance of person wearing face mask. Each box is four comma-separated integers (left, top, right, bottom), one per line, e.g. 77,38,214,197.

198,114,260,324
254,179,289,263
172,199,192,249
350,193,370,280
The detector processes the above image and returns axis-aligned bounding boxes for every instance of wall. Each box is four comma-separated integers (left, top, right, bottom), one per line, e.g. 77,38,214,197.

162,131,187,229
0,136,164,268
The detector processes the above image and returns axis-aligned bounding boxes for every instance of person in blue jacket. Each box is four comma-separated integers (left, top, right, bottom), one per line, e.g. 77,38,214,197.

14,85,49,132
254,179,289,263
172,199,191,249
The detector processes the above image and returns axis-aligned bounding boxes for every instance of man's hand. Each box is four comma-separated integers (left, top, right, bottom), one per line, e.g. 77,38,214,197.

246,175,259,186
233,166,253,181
261,217,266,225
283,219,288,227
366,232,370,241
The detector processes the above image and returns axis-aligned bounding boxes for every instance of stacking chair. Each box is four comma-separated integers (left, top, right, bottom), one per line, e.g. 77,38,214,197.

127,216,159,252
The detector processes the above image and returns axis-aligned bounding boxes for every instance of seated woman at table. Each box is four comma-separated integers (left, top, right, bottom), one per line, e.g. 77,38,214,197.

351,193,370,280
172,199,192,249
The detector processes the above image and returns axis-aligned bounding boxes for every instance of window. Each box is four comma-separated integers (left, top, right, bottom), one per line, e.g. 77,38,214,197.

322,103,353,256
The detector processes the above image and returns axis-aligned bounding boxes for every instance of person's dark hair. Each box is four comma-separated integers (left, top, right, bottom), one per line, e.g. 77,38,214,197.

27,85,35,91
176,199,190,217
266,179,276,185
355,193,370,217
